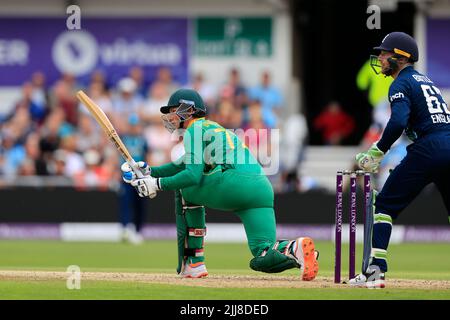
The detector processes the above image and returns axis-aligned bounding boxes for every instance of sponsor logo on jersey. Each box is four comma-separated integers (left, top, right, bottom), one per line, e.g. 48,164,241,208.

390,92,405,102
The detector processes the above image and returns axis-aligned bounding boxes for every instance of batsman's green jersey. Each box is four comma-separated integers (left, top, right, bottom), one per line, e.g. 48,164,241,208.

151,118,276,256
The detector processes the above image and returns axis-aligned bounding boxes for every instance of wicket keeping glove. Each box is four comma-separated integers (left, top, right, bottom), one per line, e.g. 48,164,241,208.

355,142,385,173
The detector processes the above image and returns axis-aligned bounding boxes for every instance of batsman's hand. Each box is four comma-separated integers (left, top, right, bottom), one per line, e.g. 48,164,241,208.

131,176,160,199
355,142,385,173
121,161,151,182
121,162,160,199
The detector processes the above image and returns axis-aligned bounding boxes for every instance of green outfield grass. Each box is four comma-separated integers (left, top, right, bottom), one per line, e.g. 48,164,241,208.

0,240,449,300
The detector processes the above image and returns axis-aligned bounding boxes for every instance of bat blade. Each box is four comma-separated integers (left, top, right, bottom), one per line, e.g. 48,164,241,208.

76,90,144,178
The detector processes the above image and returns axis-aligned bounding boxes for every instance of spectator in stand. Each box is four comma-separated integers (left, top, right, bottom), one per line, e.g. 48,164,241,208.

49,149,68,177
38,107,69,165
75,113,102,153
128,66,147,99
141,81,170,125
0,130,25,179
3,106,33,146
17,158,36,176
0,105,35,178
313,101,355,145
215,87,243,129
90,69,109,92
57,135,85,178
191,72,217,108
50,73,79,126
111,77,144,134
101,144,121,183
45,107,75,139
248,71,283,128
19,133,48,176
155,66,179,94
221,68,247,110
74,149,111,190
80,81,113,116
144,117,175,166
214,90,234,128
3,82,44,129
240,100,269,162
30,71,49,120
243,100,268,131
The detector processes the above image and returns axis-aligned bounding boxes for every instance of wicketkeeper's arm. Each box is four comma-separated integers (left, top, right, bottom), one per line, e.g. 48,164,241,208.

377,100,410,153
377,81,411,153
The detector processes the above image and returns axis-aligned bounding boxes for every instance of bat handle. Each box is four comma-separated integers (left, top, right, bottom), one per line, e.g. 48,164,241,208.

128,158,145,179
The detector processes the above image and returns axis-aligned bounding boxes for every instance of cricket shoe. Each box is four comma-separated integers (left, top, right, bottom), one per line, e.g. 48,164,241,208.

349,268,385,289
291,237,319,281
180,262,209,279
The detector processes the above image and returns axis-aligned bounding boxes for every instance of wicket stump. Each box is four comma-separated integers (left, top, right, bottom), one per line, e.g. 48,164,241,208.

334,170,371,284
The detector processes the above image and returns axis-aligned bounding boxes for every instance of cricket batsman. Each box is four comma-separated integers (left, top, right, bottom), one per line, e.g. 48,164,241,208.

120,88,319,280
351,32,450,288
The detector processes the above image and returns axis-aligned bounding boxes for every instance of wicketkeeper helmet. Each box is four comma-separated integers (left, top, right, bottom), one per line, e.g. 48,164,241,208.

370,32,419,76
373,31,418,62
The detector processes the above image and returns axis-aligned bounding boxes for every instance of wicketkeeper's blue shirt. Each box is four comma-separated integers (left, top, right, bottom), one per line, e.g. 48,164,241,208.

377,66,450,153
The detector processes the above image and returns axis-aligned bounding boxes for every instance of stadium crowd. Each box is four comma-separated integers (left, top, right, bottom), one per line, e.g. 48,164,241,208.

0,66,302,192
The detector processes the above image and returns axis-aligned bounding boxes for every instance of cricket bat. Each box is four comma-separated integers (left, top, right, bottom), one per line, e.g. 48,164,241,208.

76,90,144,178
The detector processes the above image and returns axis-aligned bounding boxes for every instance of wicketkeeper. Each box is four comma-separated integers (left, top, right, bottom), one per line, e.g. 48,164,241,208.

352,32,450,288
121,88,319,280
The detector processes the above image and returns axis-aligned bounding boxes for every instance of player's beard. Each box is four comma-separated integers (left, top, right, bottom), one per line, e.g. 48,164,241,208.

381,61,396,77
370,55,396,77
383,56,402,77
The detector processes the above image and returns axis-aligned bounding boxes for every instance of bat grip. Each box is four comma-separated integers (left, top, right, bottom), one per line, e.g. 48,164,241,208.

128,158,145,179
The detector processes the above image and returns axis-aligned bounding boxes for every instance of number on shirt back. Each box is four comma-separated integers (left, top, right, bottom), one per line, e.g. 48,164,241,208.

421,84,450,115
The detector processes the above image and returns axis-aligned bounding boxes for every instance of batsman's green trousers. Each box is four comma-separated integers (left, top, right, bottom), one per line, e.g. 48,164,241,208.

181,166,276,257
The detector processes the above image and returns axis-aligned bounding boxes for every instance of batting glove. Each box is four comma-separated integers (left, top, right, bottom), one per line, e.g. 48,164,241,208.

355,142,385,173
131,176,160,199
121,161,151,183
121,162,160,199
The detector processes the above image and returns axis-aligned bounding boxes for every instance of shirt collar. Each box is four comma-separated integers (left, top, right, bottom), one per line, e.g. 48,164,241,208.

187,117,205,129
399,65,414,76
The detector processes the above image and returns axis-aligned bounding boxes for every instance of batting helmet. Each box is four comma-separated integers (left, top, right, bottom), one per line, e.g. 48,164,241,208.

160,88,206,116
